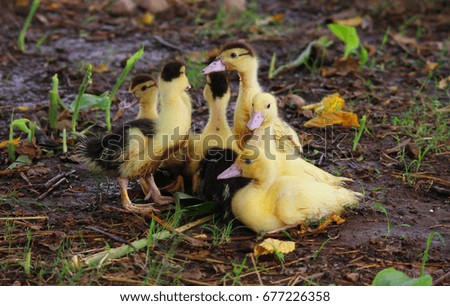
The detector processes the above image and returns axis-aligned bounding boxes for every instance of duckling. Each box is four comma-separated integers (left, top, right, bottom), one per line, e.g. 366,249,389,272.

192,72,250,214
202,41,262,145
78,61,192,214
217,152,361,234
129,74,159,120
161,72,237,194
246,93,351,186
248,92,302,155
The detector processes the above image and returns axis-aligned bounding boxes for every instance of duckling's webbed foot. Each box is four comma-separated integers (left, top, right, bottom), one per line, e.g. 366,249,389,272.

161,175,185,193
144,174,173,205
118,177,160,214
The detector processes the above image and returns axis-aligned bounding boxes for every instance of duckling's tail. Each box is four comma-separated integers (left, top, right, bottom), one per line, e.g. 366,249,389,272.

76,134,123,173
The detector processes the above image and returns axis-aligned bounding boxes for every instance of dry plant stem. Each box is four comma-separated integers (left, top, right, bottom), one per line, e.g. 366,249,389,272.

0,216,47,221
83,215,213,268
85,226,138,253
250,253,264,286
37,178,66,200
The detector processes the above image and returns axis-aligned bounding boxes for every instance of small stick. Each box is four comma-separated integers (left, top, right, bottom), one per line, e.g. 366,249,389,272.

38,178,66,200
250,253,264,286
44,169,75,189
85,226,138,253
0,216,47,221
82,215,213,268
153,35,184,52
19,172,32,186
432,270,450,286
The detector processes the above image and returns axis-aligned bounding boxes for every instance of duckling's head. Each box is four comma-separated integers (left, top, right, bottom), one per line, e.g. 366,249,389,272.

202,41,257,75
160,60,191,92
203,71,230,104
247,92,278,130
129,74,157,102
217,150,276,184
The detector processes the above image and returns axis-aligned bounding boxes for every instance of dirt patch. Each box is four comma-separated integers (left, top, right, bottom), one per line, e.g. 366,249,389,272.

0,0,449,285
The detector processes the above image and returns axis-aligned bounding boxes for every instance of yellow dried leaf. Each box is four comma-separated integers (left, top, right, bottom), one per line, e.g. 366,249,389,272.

425,61,438,74
142,12,155,25
438,76,449,89
48,3,60,10
302,93,359,128
0,137,21,148
304,111,359,128
16,105,31,112
93,63,109,73
334,16,363,27
254,238,295,257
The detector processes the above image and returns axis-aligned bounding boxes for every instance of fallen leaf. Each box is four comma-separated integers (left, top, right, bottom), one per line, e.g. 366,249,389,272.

93,63,109,73
15,105,31,112
15,142,42,159
321,57,360,77
38,231,66,251
254,238,295,257
438,76,449,89
0,137,20,148
333,15,363,27
27,162,51,177
425,61,438,74
304,111,359,128
141,11,155,25
392,33,418,48
302,93,360,128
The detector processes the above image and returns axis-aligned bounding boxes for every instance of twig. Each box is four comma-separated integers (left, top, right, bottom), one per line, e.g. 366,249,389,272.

0,216,47,221
85,226,138,253
82,215,213,268
19,172,32,186
250,253,264,286
153,35,184,52
432,270,450,286
44,169,76,189
37,178,66,200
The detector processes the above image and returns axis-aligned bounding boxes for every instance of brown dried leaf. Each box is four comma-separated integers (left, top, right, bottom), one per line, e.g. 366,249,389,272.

15,142,42,159
321,57,360,77
27,162,51,177
254,238,295,257
438,76,449,89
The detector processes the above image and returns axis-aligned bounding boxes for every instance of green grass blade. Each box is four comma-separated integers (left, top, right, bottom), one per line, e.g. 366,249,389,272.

17,0,40,53
71,65,93,132
49,74,60,130
105,45,144,131
353,114,367,151
328,23,360,59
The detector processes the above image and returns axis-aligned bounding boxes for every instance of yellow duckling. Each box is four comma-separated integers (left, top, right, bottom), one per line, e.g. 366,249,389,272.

245,93,352,186
202,41,262,145
78,61,192,214
217,152,361,234
248,92,302,155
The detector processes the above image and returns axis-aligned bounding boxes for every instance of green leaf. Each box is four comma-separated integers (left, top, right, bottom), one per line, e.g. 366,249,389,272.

12,119,31,134
372,268,432,286
328,23,360,59
7,154,33,170
69,92,110,112
402,275,433,286
358,45,368,68
182,201,217,217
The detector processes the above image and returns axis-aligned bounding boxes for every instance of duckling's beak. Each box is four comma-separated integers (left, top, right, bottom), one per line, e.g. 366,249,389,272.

247,111,264,130
118,92,138,109
202,59,226,74
185,84,192,91
217,164,242,179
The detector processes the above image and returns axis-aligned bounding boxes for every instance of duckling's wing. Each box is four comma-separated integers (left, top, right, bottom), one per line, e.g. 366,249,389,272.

274,178,361,226
273,119,303,155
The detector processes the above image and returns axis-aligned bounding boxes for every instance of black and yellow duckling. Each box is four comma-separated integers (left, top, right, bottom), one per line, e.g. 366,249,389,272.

202,41,262,146
78,61,192,214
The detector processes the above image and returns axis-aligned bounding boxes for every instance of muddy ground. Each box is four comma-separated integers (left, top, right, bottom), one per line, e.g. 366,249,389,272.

0,0,449,285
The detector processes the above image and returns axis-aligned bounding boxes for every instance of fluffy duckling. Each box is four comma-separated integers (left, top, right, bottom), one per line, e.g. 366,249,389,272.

245,93,351,186
248,92,302,155
202,41,262,144
217,152,361,234
78,61,191,214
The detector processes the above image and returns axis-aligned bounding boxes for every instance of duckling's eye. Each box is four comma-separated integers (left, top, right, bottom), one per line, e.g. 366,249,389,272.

244,159,251,164
251,102,254,107
266,103,271,109
230,52,237,58
141,86,148,91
